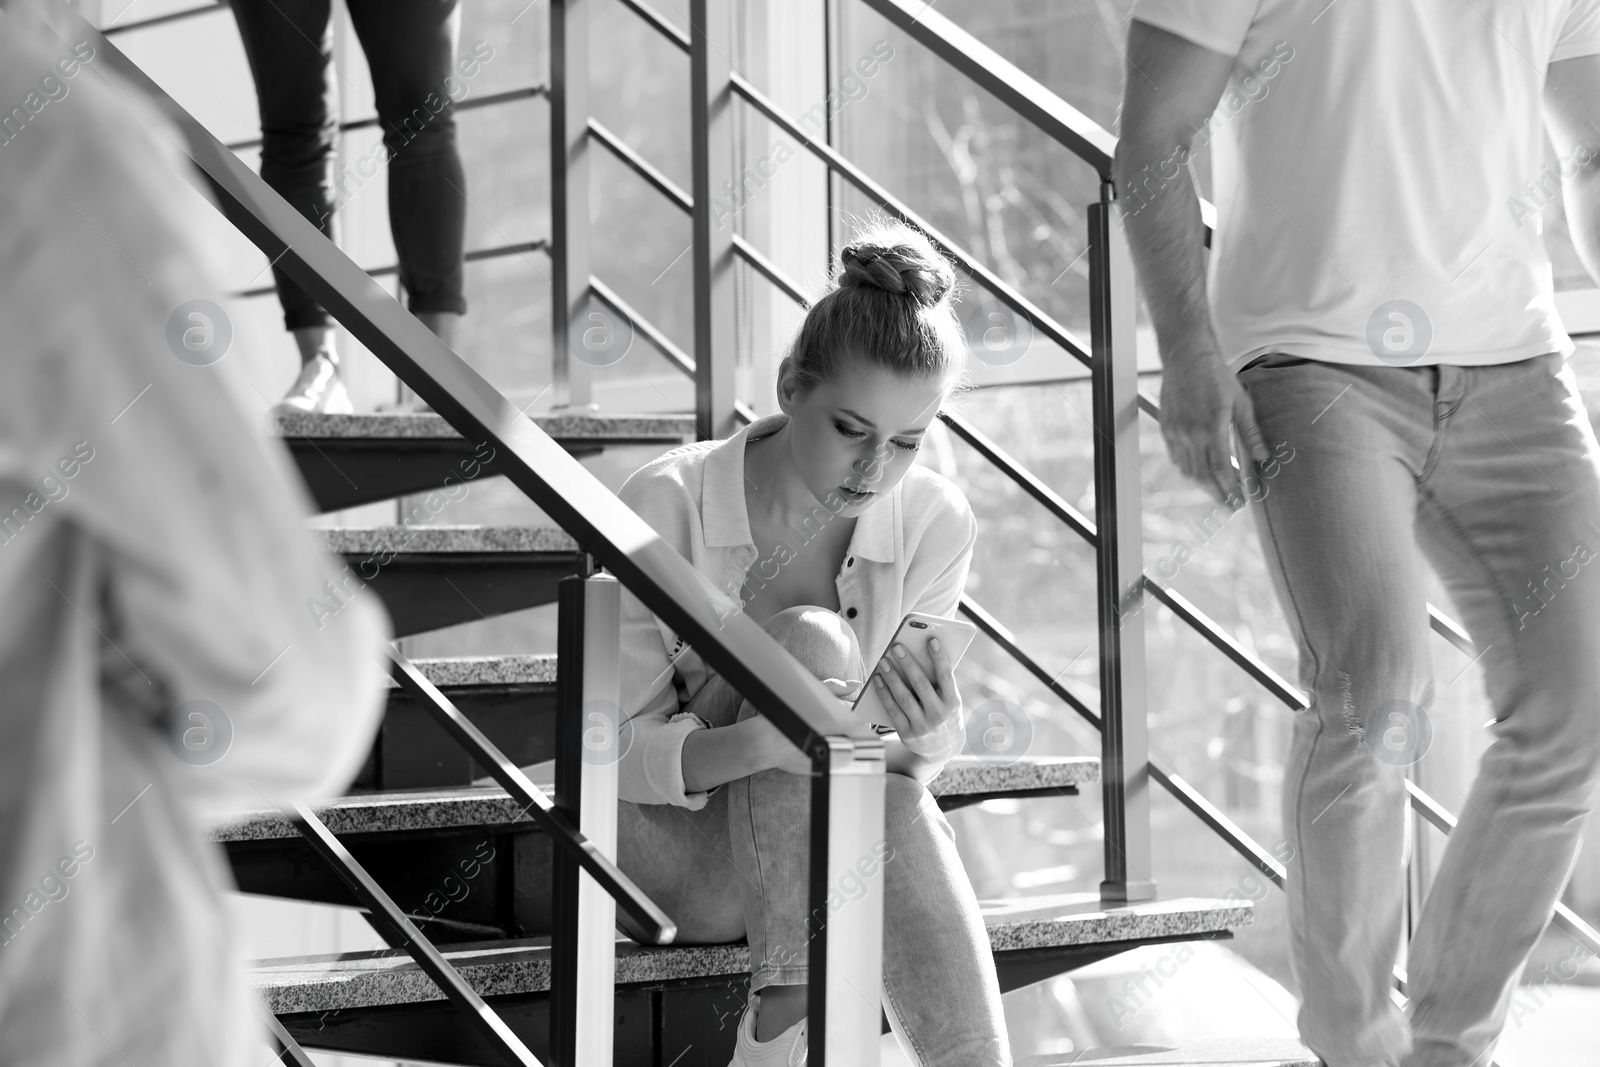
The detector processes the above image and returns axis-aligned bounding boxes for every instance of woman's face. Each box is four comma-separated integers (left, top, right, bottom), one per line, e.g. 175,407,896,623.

776,359,948,515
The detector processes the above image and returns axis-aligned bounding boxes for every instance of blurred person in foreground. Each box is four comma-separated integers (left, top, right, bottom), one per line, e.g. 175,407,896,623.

0,3,390,1064
1117,2,1600,1066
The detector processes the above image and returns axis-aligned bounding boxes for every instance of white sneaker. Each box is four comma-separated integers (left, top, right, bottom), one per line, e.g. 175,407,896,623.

278,354,353,414
728,992,807,1066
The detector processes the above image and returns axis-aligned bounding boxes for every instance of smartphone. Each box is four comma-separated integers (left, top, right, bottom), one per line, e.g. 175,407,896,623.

851,612,978,728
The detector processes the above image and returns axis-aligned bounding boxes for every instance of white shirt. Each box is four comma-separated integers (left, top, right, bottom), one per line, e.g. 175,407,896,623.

0,8,389,1064
1130,0,1600,371
615,413,978,809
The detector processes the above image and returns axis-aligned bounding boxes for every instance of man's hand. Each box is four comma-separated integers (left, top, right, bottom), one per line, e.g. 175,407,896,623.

1116,21,1267,504
1160,335,1271,506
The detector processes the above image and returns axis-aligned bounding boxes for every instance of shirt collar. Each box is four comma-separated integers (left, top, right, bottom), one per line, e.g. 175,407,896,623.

700,412,898,564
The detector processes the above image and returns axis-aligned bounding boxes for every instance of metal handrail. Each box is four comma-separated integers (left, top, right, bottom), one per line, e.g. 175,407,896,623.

858,0,1114,177
88,0,872,855
82,19,894,1061
102,2,221,37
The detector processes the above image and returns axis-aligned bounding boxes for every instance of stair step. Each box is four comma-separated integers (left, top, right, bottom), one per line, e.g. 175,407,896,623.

394,653,559,689
368,655,560,791
277,410,693,512
315,525,581,636
252,893,1252,1015
1020,1039,1316,1066
213,755,1100,843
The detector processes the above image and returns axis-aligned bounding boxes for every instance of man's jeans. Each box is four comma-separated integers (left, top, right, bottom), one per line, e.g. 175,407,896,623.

614,606,1011,1067
1239,352,1600,1067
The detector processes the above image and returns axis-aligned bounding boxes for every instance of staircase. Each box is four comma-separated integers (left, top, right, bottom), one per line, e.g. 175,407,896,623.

72,1,1365,1064
238,409,1264,1063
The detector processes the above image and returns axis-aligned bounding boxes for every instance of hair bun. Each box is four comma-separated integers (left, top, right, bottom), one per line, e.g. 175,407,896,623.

839,231,954,310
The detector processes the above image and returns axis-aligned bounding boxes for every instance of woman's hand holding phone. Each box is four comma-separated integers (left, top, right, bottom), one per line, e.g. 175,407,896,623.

748,674,861,775
872,636,963,755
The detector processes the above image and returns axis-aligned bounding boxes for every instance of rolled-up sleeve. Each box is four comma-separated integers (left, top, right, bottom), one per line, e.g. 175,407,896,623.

613,464,727,808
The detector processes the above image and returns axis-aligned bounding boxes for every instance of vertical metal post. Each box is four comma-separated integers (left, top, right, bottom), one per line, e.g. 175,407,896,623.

551,572,622,1065
1089,188,1156,903
690,0,739,440
822,0,843,258
550,0,593,409
806,740,887,1067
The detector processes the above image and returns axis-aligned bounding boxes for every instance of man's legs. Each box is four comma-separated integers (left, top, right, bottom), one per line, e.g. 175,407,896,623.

1240,354,1433,1067
1403,354,1600,1067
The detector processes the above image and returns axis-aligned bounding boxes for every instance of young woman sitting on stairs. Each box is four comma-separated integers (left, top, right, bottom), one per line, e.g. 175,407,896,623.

613,221,1010,1067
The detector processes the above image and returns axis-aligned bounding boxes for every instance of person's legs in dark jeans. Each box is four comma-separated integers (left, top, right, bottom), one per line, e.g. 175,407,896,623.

346,0,468,356
229,0,349,412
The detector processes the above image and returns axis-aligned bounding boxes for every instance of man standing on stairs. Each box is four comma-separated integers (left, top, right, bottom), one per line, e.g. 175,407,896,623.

0,2,391,1064
1116,2,1600,1066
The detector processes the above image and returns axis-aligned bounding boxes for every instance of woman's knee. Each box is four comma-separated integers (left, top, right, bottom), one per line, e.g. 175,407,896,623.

761,605,864,682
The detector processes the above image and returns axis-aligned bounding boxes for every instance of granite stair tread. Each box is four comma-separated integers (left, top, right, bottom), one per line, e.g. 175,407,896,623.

1017,1037,1316,1066
275,410,694,442
249,893,1253,1015
210,755,1100,842
313,524,577,555
389,653,558,688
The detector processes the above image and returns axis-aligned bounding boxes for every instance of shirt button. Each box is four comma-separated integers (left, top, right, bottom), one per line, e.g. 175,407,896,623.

847,557,855,567
846,607,858,618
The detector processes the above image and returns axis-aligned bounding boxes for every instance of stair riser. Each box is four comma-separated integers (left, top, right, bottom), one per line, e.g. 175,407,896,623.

228,831,537,940
290,440,606,512
360,686,558,791
338,554,580,636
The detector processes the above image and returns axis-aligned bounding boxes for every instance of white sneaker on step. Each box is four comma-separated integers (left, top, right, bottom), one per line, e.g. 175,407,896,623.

728,992,807,1066
278,354,352,415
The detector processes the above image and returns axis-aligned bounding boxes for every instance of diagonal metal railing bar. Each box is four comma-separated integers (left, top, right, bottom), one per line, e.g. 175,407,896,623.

590,274,696,377
617,0,691,52
235,238,548,300
261,1007,319,1067
589,117,692,212
957,595,1100,729
387,645,677,945
939,409,1096,544
730,71,1094,370
102,2,221,36
1143,578,1303,708
733,232,809,306
224,85,549,154
1408,780,1600,956
283,800,544,1066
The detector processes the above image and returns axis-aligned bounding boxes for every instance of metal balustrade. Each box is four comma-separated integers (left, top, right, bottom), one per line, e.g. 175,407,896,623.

79,0,1600,1058
79,7,891,1065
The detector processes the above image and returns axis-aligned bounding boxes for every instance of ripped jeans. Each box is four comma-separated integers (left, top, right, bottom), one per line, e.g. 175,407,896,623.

614,606,1011,1067
1239,352,1600,1067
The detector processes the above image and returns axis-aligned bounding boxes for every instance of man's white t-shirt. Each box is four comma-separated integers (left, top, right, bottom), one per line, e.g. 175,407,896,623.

1130,0,1600,371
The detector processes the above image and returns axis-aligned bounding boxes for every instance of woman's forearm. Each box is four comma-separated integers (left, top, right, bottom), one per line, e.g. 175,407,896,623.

680,718,780,794
884,737,942,785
